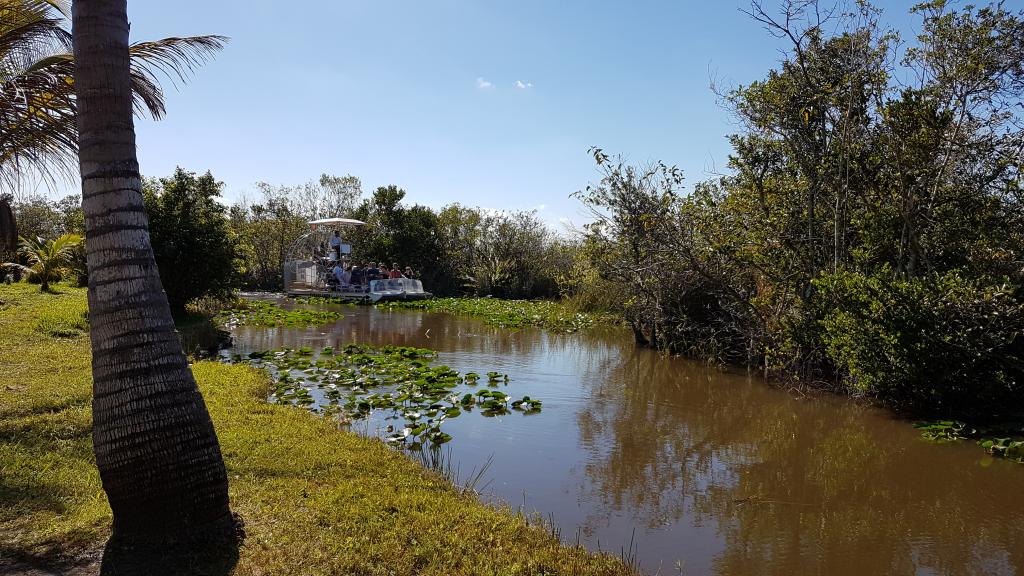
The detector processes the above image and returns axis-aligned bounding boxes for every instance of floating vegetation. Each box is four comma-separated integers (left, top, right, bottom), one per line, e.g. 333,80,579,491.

377,297,613,332
914,420,973,443
978,438,1024,463
293,295,361,307
216,299,343,328
915,420,1024,463
227,343,540,449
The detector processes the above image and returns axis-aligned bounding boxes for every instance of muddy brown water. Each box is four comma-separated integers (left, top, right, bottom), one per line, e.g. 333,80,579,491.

226,297,1024,576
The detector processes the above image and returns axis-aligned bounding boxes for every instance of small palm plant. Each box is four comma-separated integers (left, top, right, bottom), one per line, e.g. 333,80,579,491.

4,233,82,291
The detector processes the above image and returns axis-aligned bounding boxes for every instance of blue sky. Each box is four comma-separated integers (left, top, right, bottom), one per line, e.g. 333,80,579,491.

115,1,924,229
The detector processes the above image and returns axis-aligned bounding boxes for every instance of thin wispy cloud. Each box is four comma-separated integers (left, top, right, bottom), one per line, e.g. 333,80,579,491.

515,80,534,89
476,77,494,90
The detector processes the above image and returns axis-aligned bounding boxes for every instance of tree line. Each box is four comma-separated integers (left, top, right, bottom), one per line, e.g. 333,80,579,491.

572,0,1024,419
4,167,572,313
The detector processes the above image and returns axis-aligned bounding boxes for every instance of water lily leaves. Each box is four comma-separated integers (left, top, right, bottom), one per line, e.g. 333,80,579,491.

978,437,1024,462
430,431,453,444
232,344,541,450
511,396,542,413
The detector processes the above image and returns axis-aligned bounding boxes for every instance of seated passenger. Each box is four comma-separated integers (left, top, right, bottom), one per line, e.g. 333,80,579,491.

404,266,415,279
389,263,403,279
365,263,380,282
332,262,344,289
335,263,351,288
350,265,365,288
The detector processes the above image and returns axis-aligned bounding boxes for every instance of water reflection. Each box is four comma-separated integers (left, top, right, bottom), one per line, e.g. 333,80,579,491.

576,346,1024,575
228,301,1024,576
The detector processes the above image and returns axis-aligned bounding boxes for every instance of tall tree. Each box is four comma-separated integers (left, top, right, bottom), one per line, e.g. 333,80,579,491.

72,0,238,569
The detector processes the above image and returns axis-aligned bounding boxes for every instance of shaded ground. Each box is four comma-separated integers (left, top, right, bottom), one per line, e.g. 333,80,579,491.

0,555,99,576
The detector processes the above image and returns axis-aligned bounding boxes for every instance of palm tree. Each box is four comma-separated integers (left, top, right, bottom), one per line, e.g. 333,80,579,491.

0,196,15,262
4,232,81,290
72,0,238,569
1,0,225,192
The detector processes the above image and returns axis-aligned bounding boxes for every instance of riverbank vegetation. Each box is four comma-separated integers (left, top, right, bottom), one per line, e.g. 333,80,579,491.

0,283,635,575
569,1,1024,422
381,297,614,332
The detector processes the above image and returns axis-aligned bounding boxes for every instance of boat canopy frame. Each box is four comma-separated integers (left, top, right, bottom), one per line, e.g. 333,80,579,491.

283,218,365,296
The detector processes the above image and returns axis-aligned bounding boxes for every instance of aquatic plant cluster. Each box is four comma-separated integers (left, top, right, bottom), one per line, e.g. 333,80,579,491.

216,299,343,328
915,420,1024,463
228,344,541,449
293,295,360,307
379,297,613,332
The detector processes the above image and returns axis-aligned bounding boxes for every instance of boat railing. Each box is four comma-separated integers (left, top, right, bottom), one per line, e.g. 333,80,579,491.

369,278,424,294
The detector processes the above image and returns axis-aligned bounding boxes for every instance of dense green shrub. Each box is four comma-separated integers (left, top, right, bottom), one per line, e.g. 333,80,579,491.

815,270,1024,418
144,168,239,315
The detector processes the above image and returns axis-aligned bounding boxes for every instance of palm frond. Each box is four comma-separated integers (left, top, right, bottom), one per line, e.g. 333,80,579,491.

0,0,71,78
0,0,227,193
10,232,78,288
127,35,228,119
47,231,81,252
0,54,77,192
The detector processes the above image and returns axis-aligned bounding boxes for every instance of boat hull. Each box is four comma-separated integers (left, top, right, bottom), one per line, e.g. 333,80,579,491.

370,291,434,303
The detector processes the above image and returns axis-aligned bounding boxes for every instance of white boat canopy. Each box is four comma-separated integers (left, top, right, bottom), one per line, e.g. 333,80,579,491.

308,217,366,230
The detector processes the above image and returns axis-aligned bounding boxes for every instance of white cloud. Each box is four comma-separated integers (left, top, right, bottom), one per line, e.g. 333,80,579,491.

476,77,494,90
514,80,534,89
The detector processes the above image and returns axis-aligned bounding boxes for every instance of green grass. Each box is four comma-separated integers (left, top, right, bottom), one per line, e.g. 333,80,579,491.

0,283,635,575
379,297,616,332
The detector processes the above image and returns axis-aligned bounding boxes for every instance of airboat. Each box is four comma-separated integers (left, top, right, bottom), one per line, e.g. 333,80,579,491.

283,217,433,303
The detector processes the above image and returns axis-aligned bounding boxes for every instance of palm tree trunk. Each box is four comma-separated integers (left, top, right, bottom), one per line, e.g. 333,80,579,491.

72,0,235,549
0,198,15,260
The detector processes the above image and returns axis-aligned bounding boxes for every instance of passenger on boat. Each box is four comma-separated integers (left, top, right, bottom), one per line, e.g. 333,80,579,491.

334,263,350,289
366,263,381,282
404,266,415,279
350,265,365,288
389,263,403,279
329,230,342,260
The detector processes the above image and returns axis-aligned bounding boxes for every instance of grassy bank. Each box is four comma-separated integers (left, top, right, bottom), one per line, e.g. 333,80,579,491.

378,297,616,332
0,283,635,575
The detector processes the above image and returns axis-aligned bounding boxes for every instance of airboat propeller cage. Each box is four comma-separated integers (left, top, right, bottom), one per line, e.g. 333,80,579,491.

283,218,365,292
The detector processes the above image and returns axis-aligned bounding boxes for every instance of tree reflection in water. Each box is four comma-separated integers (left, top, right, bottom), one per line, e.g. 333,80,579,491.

575,345,1024,576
